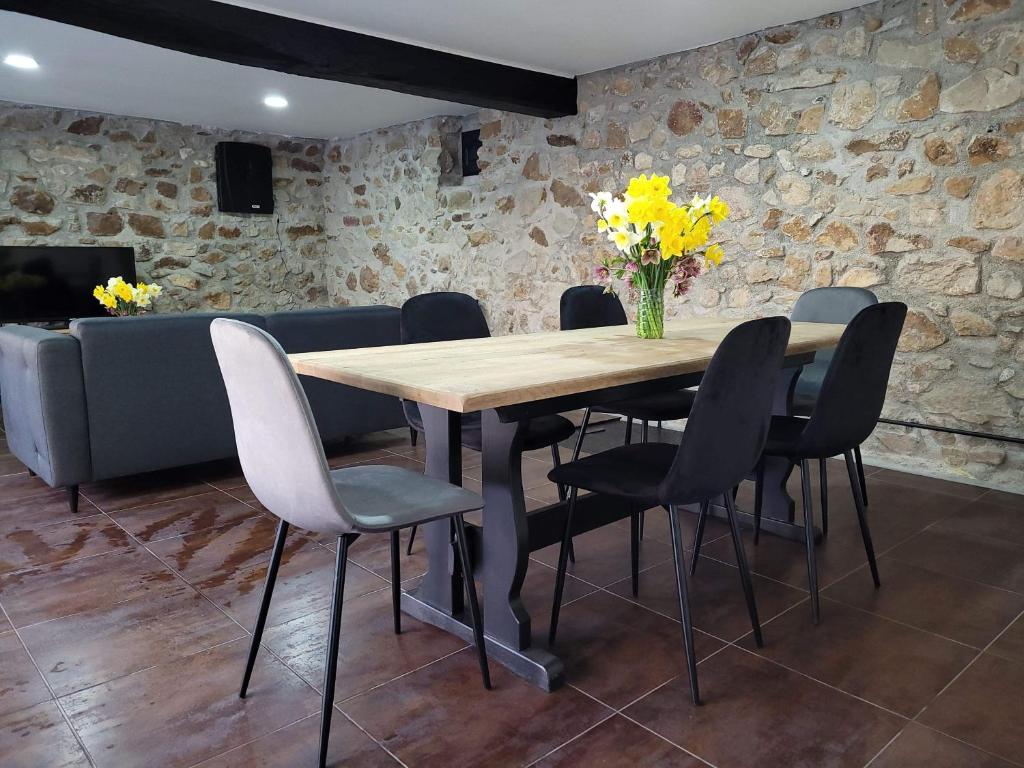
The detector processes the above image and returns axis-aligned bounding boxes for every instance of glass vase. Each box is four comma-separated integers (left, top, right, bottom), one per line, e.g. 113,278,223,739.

635,287,665,339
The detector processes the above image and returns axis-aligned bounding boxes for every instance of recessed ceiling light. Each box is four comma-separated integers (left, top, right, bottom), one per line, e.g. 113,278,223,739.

263,95,288,109
4,54,39,70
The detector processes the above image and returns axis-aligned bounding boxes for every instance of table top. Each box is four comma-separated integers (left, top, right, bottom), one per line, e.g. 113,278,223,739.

290,317,845,413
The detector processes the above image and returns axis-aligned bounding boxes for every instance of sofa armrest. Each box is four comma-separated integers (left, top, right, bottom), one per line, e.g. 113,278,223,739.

0,326,91,488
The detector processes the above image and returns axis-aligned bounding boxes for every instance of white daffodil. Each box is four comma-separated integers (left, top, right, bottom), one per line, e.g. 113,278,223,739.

608,229,639,252
589,191,612,213
604,199,629,230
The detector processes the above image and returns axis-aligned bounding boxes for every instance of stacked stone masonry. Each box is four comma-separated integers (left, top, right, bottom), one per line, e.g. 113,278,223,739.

1,0,1022,492
321,0,1024,492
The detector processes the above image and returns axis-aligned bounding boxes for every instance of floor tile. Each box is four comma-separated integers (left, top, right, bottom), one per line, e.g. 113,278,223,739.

201,543,386,630
824,558,1024,649
0,609,12,634
886,529,1024,595
607,555,807,642
194,712,399,767
869,723,1017,768
20,580,244,696
341,648,611,768
146,515,301,587
869,469,987,502
548,591,723,710
532,524,673,588
978,489,1024,512
347,529,426,581
744,598,975,717
0,700,91,768
111,490,261,543
0,490,98,534
533,714,703,767
81,468,212,513
0,515,131,575
264,587,467,701
931,498,1024,549
988,613,1024,665
0,454,29,476
512,560,598,639
0,547,179,628
0,472,58,504
624,646,904,768
62,638,318,768
918,652,1024,763
0,632,51,716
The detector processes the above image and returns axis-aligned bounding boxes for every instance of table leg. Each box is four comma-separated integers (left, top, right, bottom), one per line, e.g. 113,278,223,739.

409,404,463,615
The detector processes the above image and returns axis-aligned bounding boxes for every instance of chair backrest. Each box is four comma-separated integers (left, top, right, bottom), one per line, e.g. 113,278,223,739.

210,318,353,534
559,286,628,330
400,292,491,344
797,302,907,457
792,287,878,385
658,317,791,506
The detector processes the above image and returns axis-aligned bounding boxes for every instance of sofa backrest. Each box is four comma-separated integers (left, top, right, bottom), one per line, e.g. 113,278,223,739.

72,312,268,480
264,306,406,442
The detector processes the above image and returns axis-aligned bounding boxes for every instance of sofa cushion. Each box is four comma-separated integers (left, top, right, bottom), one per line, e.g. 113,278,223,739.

264,307,406,441
72,313,267,480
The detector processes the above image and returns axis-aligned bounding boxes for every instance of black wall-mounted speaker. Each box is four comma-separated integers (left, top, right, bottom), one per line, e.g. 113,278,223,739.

215,141,274,214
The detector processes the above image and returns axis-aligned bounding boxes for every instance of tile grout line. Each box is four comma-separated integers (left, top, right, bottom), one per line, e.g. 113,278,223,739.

0,600,100,768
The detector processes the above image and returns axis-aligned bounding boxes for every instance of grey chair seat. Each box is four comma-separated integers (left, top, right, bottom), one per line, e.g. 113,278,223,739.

330,464,483,533
592,390,697,422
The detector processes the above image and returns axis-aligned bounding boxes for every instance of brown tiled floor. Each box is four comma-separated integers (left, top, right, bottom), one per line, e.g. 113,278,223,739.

1,425,1023,767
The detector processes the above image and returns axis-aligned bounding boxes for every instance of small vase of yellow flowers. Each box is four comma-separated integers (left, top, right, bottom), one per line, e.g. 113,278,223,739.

92,276,162,317
591,173,729,339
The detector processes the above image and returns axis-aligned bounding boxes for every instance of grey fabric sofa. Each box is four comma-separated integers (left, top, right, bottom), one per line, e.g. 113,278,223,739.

0,306,406,512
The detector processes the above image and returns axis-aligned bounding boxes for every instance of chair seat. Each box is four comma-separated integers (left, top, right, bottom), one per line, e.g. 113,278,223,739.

592,390,696,422
548,442,677,505
762,415,811,457
329,464,483,533
406,404,574,452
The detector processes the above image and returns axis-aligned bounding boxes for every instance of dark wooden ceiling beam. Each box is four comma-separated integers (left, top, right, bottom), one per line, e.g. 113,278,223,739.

1,0,578,117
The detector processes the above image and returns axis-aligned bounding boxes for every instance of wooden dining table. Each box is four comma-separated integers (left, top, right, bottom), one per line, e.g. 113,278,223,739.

291,317,845,691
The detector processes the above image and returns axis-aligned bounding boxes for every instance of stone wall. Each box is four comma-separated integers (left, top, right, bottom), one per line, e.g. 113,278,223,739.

322,0,1024,492
0,102,328,312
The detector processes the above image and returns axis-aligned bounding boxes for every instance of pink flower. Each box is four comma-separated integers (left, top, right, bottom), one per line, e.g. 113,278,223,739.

626,261,639,273
641,248,660,266
594,264,610,281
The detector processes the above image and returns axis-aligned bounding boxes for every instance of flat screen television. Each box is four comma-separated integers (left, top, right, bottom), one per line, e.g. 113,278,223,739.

0,246,137,324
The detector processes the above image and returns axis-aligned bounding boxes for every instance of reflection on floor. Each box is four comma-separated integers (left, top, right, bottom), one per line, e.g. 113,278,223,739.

1,423,1022,767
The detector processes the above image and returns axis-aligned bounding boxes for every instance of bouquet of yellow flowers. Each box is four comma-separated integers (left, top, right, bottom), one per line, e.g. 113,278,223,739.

591,173,729,338
92,276,162,317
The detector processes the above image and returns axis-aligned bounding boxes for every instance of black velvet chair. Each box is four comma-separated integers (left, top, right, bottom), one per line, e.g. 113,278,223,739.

548,316,792,705
705,302,907,625
402,292,576,553
791,287,878,533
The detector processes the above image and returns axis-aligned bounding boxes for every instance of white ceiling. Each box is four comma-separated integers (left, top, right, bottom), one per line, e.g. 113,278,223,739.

221,0,867,76
0,11,474,140
1,0,866,139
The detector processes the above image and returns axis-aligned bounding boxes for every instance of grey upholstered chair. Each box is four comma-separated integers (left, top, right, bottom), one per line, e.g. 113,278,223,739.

210,318,491,768
791,286,878,533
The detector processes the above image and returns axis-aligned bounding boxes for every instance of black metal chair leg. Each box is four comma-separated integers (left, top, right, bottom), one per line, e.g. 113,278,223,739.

668,505,701,706
630,510,640,597
318,534,352,768
406,525,417,556
845,450,880,588
800,459,820,624
571,407,592,462
624,417,633,445
66,485,79,514
723,493,763,647
551,443,567,503
240,519,289,698
753,462,765,545
819,458,829,539
409,426,418,447
854,445,868,507
690,499,710,575
453,514,491,689
641,420,649,443
390,530,401,634
552,431,575,563
549,486,579,647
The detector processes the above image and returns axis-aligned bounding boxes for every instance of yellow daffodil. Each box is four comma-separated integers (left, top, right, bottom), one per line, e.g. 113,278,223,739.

705,243,725,266
707,196,730,223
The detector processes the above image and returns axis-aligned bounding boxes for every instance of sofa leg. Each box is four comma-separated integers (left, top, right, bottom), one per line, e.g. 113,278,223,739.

28,468,36,477
67,485,79,514
410,427,418,447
